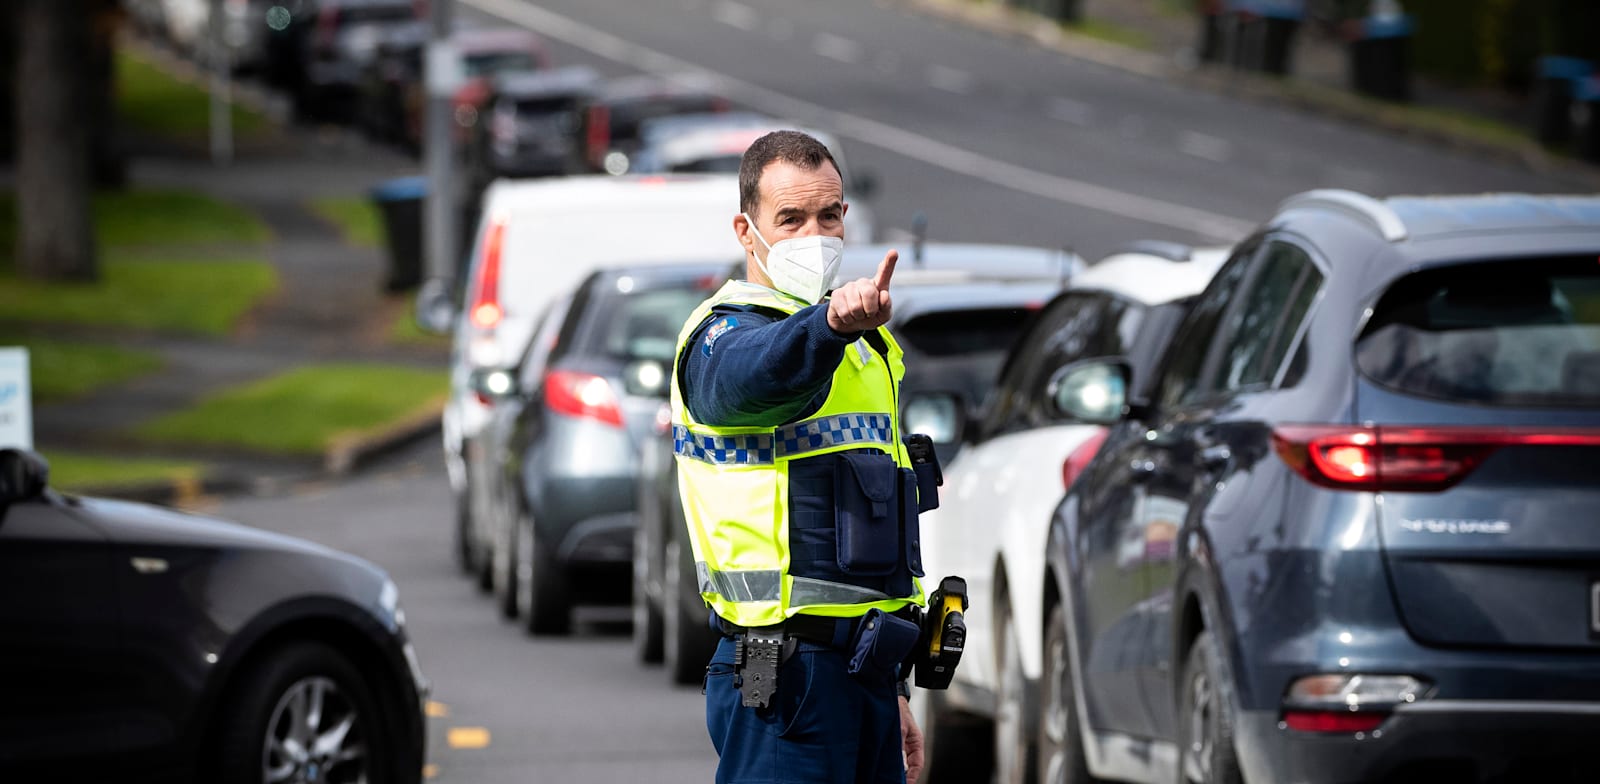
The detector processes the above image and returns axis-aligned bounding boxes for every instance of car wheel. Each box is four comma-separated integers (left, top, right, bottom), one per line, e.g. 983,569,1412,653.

995,602,1038,784
519,515,571,636
1177,631,1244,784
663,537,718,685
632,519,664,664
1038,602,1102,784
913,686,993,784
496,510,523,620
453,490,474,575
214,642,395,784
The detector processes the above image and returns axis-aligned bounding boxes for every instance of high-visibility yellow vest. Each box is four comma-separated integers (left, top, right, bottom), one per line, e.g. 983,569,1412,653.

671,280,924,627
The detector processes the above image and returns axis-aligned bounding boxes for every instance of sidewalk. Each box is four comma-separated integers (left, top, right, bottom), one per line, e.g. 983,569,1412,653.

900,0,1599,184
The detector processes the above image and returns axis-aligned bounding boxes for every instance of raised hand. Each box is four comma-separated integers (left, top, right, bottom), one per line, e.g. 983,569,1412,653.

827,249,897,333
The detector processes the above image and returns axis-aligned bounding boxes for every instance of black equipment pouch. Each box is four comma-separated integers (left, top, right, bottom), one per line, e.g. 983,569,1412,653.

904,433,943,512
735,630,787,709
911,576,968,690
834,452,902,575
847,608,923,678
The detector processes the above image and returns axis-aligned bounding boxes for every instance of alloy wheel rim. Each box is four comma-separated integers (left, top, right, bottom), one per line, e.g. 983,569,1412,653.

1041,630,1069,784
995,620,1025,783
1182,669,1215,783
263,676,368,784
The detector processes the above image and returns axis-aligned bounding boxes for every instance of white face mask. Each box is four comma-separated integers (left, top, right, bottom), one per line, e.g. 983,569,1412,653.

744,213,844,305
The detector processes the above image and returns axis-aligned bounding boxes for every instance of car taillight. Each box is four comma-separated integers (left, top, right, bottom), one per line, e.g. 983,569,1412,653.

1281,710,1387,733
586,104,611,168
1282,674,1425,734
545,370,624,428
1272,425,1600,492
468,217,507,331
1062,428,1109,491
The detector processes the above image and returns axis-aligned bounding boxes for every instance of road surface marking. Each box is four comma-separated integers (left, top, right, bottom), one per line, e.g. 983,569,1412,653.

425,701,450,718
460,0,1257,240
446,727,492,749
423,764,439,779
1178,130,1232,163
927,64,975,94
813,32,864,64
712,0,758,31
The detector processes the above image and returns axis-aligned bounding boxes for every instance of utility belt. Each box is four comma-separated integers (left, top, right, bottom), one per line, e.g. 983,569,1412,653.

714,576,967,709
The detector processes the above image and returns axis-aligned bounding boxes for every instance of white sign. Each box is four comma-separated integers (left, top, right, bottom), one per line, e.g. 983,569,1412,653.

0,348,33,450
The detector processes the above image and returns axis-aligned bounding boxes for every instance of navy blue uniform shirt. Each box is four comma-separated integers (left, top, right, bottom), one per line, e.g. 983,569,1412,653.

679,299,863,427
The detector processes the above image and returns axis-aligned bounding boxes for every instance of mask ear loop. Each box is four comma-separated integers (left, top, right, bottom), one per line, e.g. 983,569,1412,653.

742,212,776,282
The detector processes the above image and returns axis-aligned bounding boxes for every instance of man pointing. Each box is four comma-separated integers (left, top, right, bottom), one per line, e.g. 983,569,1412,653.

670,130,928,783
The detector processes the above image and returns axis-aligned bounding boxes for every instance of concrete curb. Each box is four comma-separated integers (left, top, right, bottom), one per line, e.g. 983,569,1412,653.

324,402,445,476
898,0,1600,187
67,472,263,508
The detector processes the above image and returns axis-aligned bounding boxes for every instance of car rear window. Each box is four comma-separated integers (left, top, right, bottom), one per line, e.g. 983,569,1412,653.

897,308,1033,358
1356,256,1600,406
465,52,537,78
579,284,712,363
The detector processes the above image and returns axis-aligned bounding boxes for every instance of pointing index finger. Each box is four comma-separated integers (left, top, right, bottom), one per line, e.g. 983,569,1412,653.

874,249,899,291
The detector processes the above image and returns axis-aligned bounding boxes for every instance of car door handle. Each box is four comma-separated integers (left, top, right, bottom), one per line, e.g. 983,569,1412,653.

1198,445,1232,471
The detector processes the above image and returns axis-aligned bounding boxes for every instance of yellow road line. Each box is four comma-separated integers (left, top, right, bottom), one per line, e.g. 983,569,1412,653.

425,701,451,718
446,727,491,749
423,764,439,779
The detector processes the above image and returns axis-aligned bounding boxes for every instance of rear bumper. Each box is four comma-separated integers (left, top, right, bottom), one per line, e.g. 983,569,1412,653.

1236,702,1600,783
536,473,637,565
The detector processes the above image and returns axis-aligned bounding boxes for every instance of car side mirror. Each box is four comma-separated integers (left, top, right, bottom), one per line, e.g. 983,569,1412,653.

469,367,519,401
622,359,669,399
0,449,49,504
414,277,457,336
1047,358,1131,426
902,392,965,445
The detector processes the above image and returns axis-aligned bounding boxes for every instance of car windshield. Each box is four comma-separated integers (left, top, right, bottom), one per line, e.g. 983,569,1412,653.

668,155,741,174
465,52,538,78
1356,255,1600,406
584,283,712,363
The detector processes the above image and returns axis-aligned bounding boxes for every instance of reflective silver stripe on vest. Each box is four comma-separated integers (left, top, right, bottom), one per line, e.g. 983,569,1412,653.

789,576,897,606
674,413,895,465
697,562,782,603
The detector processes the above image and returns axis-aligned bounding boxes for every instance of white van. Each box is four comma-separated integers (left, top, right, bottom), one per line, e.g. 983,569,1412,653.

441,174,742,566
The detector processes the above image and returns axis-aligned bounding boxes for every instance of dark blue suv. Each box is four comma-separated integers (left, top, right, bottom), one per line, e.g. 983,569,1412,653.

1039,191,1600,784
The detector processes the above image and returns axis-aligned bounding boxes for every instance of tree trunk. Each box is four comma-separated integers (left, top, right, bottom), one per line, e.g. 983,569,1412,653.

16,0,98,282
89,0,127,189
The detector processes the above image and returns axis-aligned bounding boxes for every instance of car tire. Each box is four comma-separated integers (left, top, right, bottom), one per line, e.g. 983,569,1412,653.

995,601,1039,784
663,536,718,685
1038,602,1103,784
519,514,571,636
496,510,523,621
1177,631,1245,784
633,519,664,664
913,687,993,784
453,490,475,576
213,641,396,784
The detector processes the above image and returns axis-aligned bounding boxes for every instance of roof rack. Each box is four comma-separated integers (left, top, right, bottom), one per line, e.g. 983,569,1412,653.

1278,189,1408,242
1110,240,1194,262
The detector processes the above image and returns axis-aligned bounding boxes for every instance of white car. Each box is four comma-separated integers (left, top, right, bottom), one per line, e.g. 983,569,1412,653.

910,242,1229,784
437,174,742,583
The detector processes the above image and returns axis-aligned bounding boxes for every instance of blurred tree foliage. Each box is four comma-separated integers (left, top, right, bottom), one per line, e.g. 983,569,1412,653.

1342,0,1600,90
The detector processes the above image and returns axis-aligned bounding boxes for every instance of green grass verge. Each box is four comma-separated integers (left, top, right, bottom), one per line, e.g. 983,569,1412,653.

0,189,271,266
390,293,452,348
132,364,448,456
42,451,201,492
0,256,278,336
0,335,163,403
308,196,384,250
1065,18,1154,50
117,46,270,140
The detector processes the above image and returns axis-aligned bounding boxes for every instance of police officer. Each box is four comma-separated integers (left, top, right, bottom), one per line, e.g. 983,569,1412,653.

671,130,929,783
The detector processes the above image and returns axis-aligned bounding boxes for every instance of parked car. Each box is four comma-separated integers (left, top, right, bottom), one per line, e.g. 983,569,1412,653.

448,28,552,146
575,74,730,175
432,174,742,597
0,449,428,783
355,21,429,148
296,0,422,123
1044,190,1600,784
631,242,1081,684
463,66,602,194
906,242,1228,784
468,263,735,634
626,115,880,241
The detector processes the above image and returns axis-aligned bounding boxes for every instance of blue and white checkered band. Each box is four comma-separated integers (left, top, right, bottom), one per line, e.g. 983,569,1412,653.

674,413,895,465
776,413,895,457
673,425,776,465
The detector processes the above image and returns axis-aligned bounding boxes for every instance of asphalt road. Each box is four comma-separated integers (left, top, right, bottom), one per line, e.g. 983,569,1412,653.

456,0,1586,260
216,2,1594,780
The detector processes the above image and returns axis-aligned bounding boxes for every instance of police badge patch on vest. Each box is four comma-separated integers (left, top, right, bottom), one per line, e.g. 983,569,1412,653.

702,316,741,356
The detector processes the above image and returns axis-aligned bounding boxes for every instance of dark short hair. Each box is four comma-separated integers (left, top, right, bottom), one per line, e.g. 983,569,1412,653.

738,130,842,218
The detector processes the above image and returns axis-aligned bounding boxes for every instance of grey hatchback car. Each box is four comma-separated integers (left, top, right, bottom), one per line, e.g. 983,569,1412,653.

468,262,733,635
